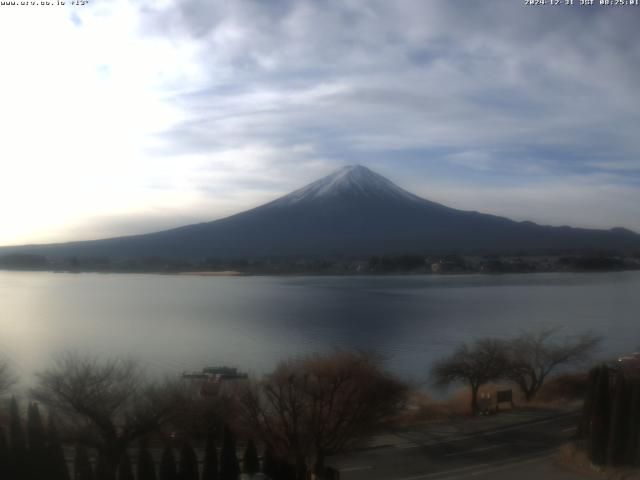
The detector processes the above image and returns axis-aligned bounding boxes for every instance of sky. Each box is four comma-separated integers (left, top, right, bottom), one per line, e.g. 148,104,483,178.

0,0,639,246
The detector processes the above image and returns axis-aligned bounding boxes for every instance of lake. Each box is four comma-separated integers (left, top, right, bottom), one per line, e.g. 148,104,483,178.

1,270,638,387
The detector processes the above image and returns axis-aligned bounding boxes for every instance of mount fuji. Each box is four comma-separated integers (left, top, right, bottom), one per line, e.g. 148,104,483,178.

2,165,639,260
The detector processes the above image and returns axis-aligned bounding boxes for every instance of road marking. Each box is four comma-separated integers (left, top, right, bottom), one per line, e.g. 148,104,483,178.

444,443,504,457
340,465,372,472
562,426,576,432
500,412,540,417
389,412,579,450
455,453,549,479
393,449,555,480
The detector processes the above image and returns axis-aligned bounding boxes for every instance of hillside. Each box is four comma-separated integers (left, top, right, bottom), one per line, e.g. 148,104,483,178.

1,165,639,261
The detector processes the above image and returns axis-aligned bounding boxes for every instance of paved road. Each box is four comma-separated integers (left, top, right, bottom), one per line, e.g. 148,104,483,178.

329,409,588,480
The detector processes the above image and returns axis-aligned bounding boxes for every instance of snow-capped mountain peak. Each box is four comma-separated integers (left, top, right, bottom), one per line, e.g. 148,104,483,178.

273,165,422,205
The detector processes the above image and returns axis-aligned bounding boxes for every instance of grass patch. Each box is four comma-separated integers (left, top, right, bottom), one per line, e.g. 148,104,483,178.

534,372,590,405
398,373,589,424
396,390,471,424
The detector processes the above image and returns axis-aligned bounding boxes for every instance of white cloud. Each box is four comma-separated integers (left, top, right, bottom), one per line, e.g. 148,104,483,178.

0,1,197,244
1,0,639,245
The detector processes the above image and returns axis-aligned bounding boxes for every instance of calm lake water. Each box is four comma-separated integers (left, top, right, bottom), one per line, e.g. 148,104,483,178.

1,271,639,386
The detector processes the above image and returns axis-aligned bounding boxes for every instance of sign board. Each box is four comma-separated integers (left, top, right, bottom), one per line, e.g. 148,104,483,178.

496,389,513,404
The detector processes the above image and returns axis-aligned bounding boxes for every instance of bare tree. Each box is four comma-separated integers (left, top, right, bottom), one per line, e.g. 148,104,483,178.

505,329,601,401
239,351,407,476
170,377,238,441
31,352,181,479
432,338,509,415
0,359,16,395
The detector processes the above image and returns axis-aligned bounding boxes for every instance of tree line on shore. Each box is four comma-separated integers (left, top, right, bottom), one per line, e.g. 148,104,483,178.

1,252,639,275
432,329,600,414
0,329,601,479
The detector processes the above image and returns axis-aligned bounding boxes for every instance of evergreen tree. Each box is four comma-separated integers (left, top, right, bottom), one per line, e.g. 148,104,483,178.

28,402,48,479
293,458,307,480
242,440,259,475
278,459,295,480
179,441,199,480
9,397,28,478
10,397,28,479
606,374,629,466
159,445,177,480
626,379,640,465
95,451,114,480
0,427,10,480
201,431,218,480
261,448,278,479
136,439,157,480
116,452,135,480
219,425,239,480
28,403,47,452
74,444,95,480
10,397,26,451
577,367,599,439
588,365,611,465
47,415,71,480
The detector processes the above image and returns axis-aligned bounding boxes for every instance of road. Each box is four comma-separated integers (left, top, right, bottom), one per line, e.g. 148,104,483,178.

329,408,589,480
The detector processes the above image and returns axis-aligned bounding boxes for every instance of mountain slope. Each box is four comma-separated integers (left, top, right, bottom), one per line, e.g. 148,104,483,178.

2,165,640,259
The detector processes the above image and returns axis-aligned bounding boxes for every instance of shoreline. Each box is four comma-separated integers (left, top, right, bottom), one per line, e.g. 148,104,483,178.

0,268,639,278
176,270,245,276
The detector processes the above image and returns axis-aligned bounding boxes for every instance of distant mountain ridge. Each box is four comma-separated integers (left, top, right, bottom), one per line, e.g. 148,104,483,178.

1,165,639,260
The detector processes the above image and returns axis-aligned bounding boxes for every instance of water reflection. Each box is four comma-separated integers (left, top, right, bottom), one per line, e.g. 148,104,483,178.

0,271,638,386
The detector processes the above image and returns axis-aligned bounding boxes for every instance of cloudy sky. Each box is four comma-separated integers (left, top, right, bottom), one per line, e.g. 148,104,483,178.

1,0,639,246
